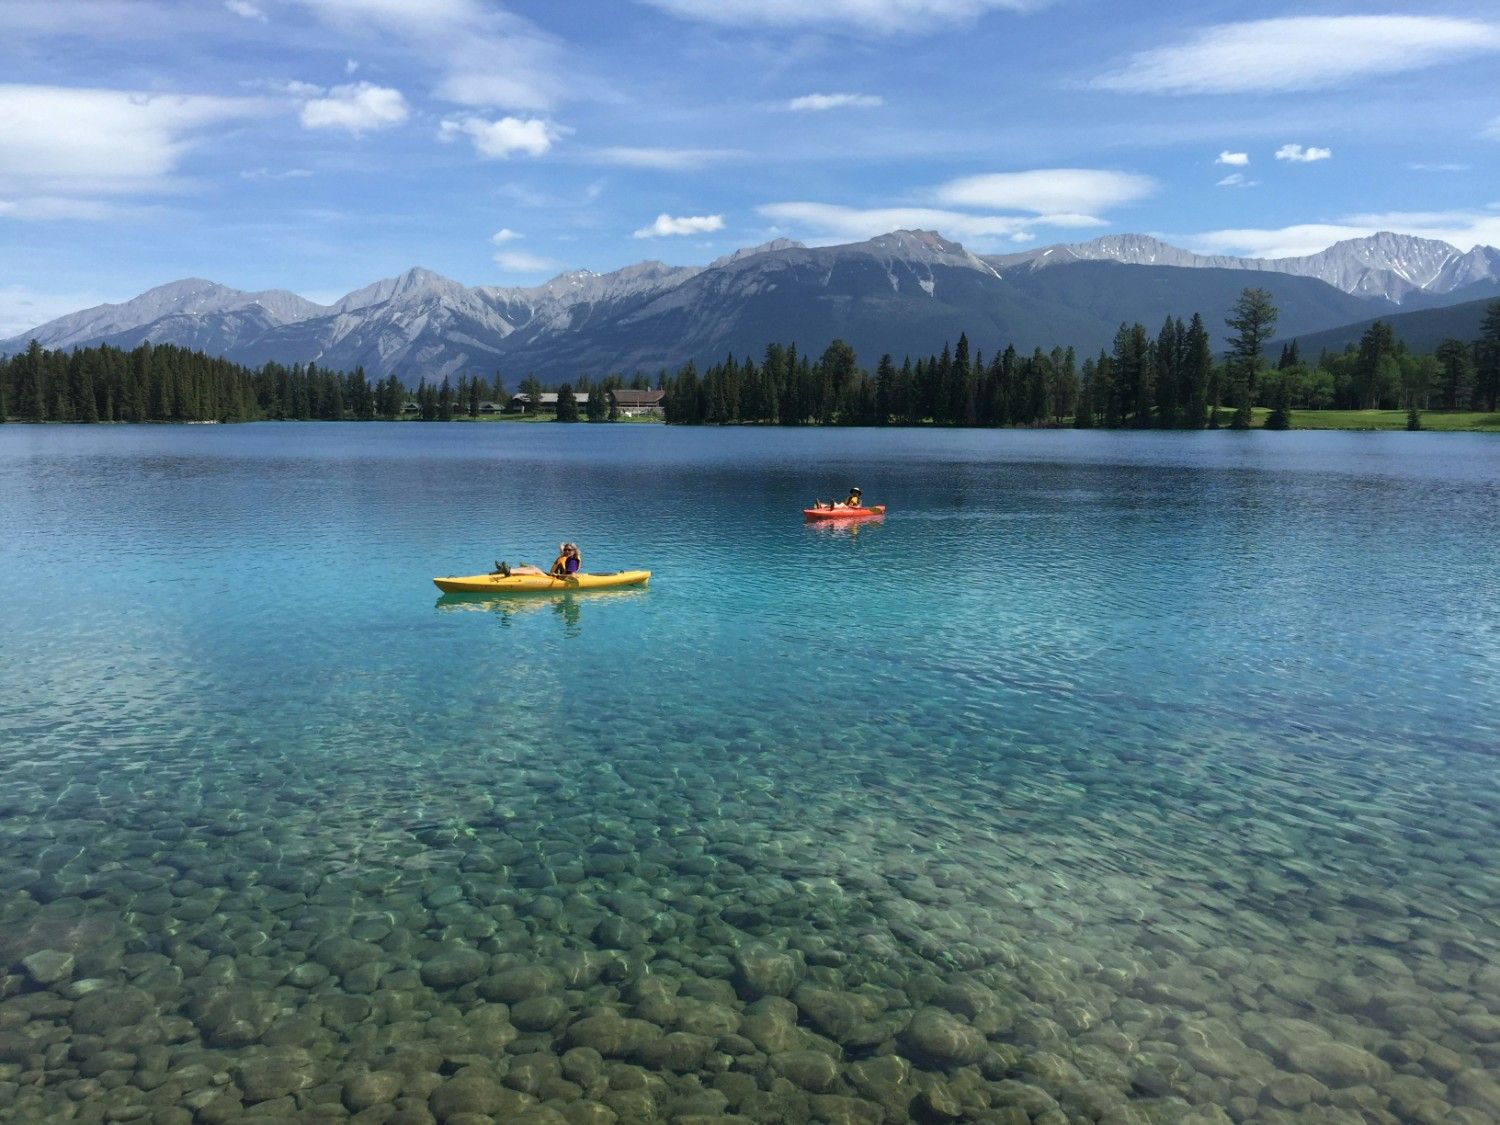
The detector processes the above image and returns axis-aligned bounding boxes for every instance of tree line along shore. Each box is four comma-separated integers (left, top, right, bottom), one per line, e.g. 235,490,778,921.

2,291,1498,431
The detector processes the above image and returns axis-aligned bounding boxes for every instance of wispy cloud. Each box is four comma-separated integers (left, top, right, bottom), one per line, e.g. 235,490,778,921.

224,0,266,21
0,85,265,201
1215,173,1256,189
493,249,563,274
1094,16,1500,95
787,93,883,111
490,228,522,243
756,202,1099,243
439,116,562,158
933,169,1155,214
1483,116,1500,141
286,0,570,111
640,0,1040,33
240,167,313,180
1215,151,1248,166
1275,143,1331,164
633,213,724,237
593,146,740,170
1185,209,1500,258
300,82,408,133
1405,162,1469,173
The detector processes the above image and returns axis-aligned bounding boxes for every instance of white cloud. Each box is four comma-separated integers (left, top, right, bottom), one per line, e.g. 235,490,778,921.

1483,117,1500,141
0,85,264,199
1275,143,1331,164
240,167,313,180
1185,210,1500,259
933,168,1155,214
439,116,560,159
1215,173,1256,189
258,78,324,98
1095,16,1500,95
345,58,360,74
490,228,521,243
300,82,407,133
633,213,725,238
640,0,1038,33
593,146,740,170
287,0,567,111
787,93,884,111
493,249,563,273
0,197,159,222
1215,151,1248,166
1405,162,1469,173
224,0,266,20
756,201,1099,242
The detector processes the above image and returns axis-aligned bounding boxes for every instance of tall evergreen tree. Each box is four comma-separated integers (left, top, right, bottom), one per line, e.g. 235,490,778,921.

586,378,609,421
1225,288,1278,429
555,382,579,422
1476,299,1500,412
520,375,544,414
1434,338,1476,411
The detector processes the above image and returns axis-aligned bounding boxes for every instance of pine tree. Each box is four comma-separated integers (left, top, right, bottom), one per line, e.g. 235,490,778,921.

1434,338,1476,411
1353,321,1399,409
1074,358,1095,428
1153,317,1180,429
520,375,544,415
554,382,579,422
874,354,896,423
1263,372,1292,430
586,379,609,422
1225,288,1278,429
1476,299,1500,412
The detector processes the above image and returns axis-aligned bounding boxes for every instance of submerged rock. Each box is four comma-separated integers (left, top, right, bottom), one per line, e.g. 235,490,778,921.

900,1006,986,1068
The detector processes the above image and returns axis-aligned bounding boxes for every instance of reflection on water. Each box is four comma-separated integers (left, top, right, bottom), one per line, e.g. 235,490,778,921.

0,423,1497,1124
435,588,651,634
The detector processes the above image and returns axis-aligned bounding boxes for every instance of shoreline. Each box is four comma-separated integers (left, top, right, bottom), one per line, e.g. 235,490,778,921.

4,410,1499,433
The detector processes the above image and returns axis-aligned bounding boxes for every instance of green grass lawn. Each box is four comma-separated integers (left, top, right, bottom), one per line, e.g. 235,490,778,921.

409,413,662,423
1251,408,1500,432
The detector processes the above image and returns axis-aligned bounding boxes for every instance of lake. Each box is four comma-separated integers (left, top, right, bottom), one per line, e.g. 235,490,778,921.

1,422,1497,1123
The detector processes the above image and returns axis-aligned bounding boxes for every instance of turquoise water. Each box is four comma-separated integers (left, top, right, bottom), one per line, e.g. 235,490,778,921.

1,423,1497,1124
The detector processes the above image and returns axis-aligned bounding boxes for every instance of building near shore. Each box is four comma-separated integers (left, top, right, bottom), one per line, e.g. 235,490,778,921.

509,389,663,416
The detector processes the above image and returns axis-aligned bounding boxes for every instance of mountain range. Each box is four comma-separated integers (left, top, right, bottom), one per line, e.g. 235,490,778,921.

6,231,1498,381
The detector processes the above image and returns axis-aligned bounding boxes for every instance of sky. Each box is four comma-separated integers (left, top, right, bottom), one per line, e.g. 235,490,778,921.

1,0,1499,335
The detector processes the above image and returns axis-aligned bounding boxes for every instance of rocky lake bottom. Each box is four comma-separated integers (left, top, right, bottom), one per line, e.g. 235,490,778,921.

1,424,1497,1124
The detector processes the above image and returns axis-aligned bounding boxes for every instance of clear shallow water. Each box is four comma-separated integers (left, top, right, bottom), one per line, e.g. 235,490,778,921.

0,423,1497,1125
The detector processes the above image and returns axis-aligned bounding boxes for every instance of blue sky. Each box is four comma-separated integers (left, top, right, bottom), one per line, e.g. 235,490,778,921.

1,0,1498,334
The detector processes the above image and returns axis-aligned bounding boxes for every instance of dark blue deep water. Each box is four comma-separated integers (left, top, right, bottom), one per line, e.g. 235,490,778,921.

1,423,1497,1123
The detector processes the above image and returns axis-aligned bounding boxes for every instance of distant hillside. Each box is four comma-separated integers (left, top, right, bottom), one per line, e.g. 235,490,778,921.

1286,295,1499,356
1003,261,1384,349
6,229,1473,382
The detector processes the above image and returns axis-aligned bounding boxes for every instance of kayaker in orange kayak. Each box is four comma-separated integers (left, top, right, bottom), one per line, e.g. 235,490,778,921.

812,486,862,510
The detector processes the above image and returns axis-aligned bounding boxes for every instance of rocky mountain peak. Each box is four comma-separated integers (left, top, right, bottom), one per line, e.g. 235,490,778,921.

709,237,806,268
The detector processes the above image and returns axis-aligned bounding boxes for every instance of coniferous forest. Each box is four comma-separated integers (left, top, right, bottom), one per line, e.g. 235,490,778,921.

661,293,1500,429
3,293,1499,428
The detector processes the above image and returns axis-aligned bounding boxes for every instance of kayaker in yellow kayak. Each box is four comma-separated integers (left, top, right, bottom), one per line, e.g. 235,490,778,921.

490,542,580,579
551,543,582,577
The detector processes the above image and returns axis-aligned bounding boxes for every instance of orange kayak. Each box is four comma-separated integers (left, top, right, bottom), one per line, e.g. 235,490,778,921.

803,505,886,521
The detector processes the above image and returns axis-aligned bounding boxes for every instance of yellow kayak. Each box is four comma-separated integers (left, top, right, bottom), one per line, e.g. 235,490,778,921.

433,570,651,594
